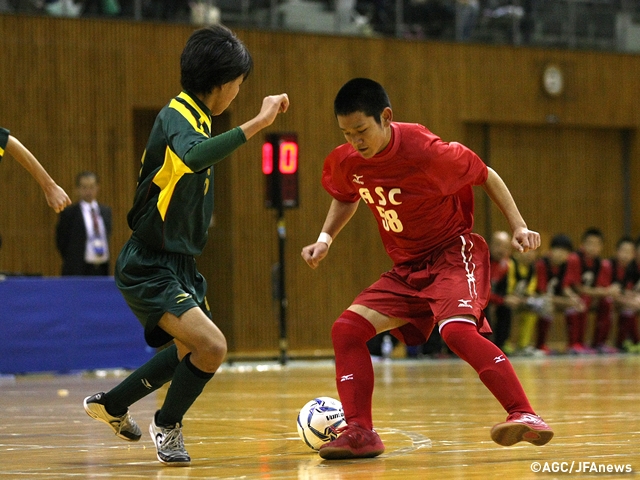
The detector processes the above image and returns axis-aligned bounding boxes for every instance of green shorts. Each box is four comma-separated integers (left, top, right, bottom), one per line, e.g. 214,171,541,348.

115,237,211,347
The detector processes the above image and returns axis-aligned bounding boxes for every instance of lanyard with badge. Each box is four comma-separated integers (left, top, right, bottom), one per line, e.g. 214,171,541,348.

90,207,106,258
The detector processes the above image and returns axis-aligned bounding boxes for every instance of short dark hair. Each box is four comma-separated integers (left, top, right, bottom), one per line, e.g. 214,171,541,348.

581,227,603,242
75,171,98,187
180,25,253,96
550,234,574,251
334,78,391,124
616,235,634,249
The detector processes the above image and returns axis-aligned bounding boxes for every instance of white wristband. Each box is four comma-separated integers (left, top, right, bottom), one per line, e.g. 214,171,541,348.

317,232,333,247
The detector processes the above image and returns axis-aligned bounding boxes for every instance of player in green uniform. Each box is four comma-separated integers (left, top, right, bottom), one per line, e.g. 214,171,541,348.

83,25,289,466
0,127,70,212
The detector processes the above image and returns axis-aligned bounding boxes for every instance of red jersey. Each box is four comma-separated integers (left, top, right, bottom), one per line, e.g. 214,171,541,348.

610,257,629,285
536,253,582,295
577,251,612,288
322,122,488,265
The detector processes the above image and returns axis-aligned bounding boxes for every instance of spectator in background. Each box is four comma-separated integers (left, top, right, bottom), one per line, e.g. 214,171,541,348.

575,228,618,354
44,0,82,17
403,0,455,39
615,236,640,353
503,248,543,355
486,230,513,351
456,0,480,41
56,171,112,276
81,0,120,16
534,234,584,355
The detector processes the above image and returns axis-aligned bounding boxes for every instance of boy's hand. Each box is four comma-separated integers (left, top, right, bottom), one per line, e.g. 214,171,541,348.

45,184,72,213
241,94,290,140
259,94,289,127
512,227,540,252
301,242,329,269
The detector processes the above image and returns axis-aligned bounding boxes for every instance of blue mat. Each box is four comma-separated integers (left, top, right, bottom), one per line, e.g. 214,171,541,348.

0,276,154,374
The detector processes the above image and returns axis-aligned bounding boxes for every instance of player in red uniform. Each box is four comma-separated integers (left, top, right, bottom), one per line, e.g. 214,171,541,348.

534,234,584,354
616,237,640,352
574,228,618,354
301,78,553,460
486,230,514,351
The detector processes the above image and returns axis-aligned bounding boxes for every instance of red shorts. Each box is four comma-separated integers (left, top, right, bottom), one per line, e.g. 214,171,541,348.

353,233,492,345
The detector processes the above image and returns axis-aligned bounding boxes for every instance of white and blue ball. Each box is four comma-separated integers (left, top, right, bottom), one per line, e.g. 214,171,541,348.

296,396,346,450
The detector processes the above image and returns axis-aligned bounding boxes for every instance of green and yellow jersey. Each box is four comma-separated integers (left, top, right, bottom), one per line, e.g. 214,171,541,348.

0,127,9,162
507,256,537,297
128,91,246,255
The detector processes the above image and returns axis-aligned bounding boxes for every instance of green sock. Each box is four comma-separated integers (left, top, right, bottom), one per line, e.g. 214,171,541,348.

103,344,180,416
156,353,214,427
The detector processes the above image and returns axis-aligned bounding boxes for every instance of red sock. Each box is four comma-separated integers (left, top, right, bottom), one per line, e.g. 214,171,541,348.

536,317,551,349
331,310,377,430
629,314,640,344
566,312,583,345
440,321,534,415
616,314,631,347
592,298,613,347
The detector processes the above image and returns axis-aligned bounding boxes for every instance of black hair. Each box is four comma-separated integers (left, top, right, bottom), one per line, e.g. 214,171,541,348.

616,235,634,249
180,25,253,96
581,227,603,242
334,78,391,124
550,234,574,252
75,171,98,187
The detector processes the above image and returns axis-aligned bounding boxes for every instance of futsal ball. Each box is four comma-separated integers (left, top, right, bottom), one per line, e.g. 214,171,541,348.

296,396,346,450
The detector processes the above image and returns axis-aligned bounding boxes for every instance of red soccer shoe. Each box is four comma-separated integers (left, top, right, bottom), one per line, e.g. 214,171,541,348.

490,412,554,446
318,423,385,460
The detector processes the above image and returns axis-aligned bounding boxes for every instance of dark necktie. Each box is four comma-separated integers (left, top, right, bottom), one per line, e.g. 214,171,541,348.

91,207,101,237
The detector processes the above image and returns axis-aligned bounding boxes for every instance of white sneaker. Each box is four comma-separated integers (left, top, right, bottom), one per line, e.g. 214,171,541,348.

83,392,141,442
149,412,191,467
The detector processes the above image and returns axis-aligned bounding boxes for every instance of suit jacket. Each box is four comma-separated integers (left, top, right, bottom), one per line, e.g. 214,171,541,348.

56,202,112,275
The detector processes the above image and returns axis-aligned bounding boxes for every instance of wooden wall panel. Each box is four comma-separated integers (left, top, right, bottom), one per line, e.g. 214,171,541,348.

486,125,624,256
1,16,640,354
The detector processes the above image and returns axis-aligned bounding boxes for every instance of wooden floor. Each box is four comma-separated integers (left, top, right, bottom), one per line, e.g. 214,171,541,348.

1,355,639,479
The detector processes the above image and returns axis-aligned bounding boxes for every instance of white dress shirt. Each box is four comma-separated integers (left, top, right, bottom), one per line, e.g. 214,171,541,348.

80,200,109,264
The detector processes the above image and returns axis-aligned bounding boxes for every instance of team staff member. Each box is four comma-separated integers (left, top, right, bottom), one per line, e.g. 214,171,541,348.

302,78,553,460
0,127,70,212
82,25,289,467
56,171,112,276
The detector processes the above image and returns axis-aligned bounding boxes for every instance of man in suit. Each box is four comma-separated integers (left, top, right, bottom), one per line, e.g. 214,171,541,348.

56,171,112,275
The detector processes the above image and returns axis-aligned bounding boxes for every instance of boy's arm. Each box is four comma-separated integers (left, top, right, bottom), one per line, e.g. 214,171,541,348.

301,198,359,269
5,135,71,213
481,167,540,252
183,94,290,172
239,94,289,141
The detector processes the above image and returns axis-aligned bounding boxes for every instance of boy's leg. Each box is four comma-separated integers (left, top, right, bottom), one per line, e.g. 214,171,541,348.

439,319,553,446
83,343,180,442
149,308,227,466
566,310,585,351
630,314,640,344
94,344,180,414
620,312,640,351
535,315,553,352
493,305,512,350
516,311,537,350
592,297,616,352
318,308,390,460
331,310,377,429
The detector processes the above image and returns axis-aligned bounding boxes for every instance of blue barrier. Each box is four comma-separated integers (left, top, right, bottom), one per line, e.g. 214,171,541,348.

0,276,154,374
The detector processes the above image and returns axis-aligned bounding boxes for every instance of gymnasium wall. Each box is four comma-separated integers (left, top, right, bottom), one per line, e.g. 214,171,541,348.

1,15,639,355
